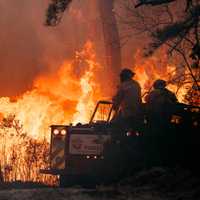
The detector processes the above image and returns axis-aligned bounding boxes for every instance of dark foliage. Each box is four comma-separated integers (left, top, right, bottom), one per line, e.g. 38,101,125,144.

46,0,73,26
135,0,176,8
134,0,199,88
149,5,200,54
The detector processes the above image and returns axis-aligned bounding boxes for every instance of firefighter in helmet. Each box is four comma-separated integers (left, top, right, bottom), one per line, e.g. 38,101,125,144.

112,68,142,130
146,79,178,124
145,79,178,167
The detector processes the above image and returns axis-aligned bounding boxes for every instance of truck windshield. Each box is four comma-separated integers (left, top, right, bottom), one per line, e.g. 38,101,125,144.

90,101,114,123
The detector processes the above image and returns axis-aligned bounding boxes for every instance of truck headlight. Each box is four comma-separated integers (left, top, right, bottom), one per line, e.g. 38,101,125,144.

61,129,67,135
53,129,59,135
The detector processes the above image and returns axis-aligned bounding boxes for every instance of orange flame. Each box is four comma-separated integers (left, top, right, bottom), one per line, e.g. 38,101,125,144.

0,41,101,183
132,50,193,103
0,41,101,140
0,43,195,143
0,41,197,183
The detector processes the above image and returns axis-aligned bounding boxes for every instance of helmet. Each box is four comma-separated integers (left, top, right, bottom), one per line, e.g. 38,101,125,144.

120,68,135,82
153,79,167,89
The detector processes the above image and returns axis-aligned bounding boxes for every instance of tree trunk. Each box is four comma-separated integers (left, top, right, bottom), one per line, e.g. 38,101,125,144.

97,0,122,93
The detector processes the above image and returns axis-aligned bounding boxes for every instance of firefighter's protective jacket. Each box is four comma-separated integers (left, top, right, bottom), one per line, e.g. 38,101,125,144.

146,88,178,116
112,79,142,117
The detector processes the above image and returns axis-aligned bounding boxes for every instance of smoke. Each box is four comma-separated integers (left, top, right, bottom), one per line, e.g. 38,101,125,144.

0,0,147,97
0,0,100,97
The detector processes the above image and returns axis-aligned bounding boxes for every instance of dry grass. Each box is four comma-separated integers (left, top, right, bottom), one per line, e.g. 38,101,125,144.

0,115,57,185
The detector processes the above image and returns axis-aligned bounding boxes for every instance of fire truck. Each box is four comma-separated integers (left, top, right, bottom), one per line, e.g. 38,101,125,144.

40,100,200,187
40,100,144,187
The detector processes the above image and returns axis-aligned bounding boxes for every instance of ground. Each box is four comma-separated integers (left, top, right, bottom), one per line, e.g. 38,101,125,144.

0,187,164,200
0,168,200,200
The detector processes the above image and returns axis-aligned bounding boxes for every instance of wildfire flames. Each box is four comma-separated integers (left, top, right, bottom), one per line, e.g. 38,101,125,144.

0,40,197,183
0,41,102,183
0,41,101,140
133,49,195,103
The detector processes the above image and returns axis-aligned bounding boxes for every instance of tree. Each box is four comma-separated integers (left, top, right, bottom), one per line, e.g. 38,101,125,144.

97,0,122,87
134,1,199,79
46,0,122,93
120,0,199,104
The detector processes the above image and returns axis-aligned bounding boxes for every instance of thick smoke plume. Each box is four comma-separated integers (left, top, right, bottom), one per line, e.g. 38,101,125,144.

0,0,147,97
0,0,101,96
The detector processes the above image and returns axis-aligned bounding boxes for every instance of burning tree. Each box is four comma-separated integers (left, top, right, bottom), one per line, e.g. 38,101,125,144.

46,0,122,93
45,0,200,105
97,0,122,87
120,0,200,105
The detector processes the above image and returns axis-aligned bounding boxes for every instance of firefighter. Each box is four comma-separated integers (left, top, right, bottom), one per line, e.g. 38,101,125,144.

112,68,142,130
146,79,178,123
145,79,178,167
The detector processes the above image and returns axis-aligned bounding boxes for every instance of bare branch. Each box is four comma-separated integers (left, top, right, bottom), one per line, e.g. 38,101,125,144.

135,0,176,8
